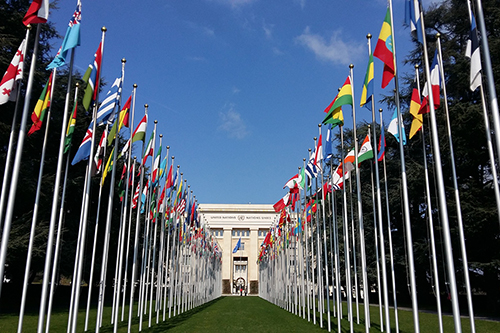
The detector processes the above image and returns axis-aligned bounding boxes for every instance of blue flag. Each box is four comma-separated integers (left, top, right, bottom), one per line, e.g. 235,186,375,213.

46,1,81,70
71,126,92,165
232,237,241,253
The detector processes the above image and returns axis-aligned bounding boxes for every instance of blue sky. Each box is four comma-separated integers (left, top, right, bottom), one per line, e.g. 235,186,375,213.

47,0,436,205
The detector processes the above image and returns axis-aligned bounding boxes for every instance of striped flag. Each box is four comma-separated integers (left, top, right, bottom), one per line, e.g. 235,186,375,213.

374,7,395,88
71,127,93,165
23,0,50,26
95,77,122,126
465,4,482,92
405,0,423,44
28,71,53,136
360,52,374,109
82,42,103,111
323,76,351,127
64,100,78,154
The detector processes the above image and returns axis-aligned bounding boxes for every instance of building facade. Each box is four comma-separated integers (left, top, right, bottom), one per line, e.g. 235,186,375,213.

198,204,278,295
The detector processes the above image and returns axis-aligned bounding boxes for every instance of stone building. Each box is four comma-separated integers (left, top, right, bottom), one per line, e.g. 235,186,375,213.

198,204,278,295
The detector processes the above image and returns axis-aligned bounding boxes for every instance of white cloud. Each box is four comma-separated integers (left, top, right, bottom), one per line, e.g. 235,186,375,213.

295,26,364,66
210,0,257,8
187,56,207,62
232,86,241,94
293,0,306,9
203,27,215,36
218,105,249,139
262,20,274,39
272,47,284,55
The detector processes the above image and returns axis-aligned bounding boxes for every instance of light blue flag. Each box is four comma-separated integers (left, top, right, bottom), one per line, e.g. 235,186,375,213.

387,109,407,145
232,237,241,253
46,1,81,70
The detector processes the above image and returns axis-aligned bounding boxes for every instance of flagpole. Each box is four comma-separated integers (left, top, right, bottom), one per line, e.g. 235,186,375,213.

330,161,342,333
349,64,370,333
302,160,311,323
387,1,421,330
0,26,31,231
414,65,444,333
475,0,500,176
0,22,41,298
84,123,110,332
436,34,475,333
348,170,359,325
17,68,57,333
120,83,139,322
367,33,391,333
45,83,80,333
378,109,400,333
122,156,136,320
69,27,107,333
417,5,461,331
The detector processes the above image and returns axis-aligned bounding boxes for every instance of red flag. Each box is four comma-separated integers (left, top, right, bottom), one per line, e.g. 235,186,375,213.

420,51,441,114
165,165,173,188
23,0,50,26
273,193,290,213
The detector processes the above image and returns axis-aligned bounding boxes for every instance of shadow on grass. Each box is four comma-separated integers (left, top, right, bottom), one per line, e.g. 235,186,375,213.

98,297,223,332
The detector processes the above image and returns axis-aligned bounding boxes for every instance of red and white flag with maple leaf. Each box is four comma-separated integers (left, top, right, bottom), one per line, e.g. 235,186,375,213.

0,39,26,105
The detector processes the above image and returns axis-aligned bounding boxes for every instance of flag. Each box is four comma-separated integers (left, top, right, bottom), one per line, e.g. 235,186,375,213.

331,161,354,190
132,182,141,209
71,126,93,165
165,165,174,188
159,155,168,180
0,39,26,105
323,76,351,126
152,145,162,184
23,0,50,26
107,95,131,145
373,7,395,89
388,109,407,145
140,180,149,213
420,50,441,114
324,124,334,162
142,131,155,165
28,72,53,136
46,1,81,69
64,100,78,154
360,52,374,109
357,135,374,163
132,115,147,143
232,237,241,253
305,135,323,179
405,0,423,44
95,77,122,126
82,42,103,111
101,147,114,185
284,174,302,190
409,82,423,139
465,7,481,92
377,127,386,161
273,193,290,212
93,129,107,175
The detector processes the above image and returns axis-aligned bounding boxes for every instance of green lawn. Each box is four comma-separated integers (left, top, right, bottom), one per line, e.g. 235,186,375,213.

1,296,499,332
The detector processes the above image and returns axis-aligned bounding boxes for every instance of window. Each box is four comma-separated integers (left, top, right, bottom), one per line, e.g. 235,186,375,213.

232,230,236,237
240,242,245,250
237,230,240,237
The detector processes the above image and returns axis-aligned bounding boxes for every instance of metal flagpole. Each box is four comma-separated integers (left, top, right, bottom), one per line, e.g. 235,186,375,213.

380,109,399,333
18,68,57,333
0,23,41,298
302,159,311,323
416,4,460,331
318,125,332,332
0,26,30,231
388,1,420,330
113,82,137,332
45,83,80,333
349,172,359,324
475,0,500,176
70,28,107,333
436,34,476,333
367,32,391,333
120,85,138,321
330,161,342,333
349,64,370,333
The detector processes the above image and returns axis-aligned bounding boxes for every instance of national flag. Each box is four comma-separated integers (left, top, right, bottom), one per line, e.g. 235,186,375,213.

324,124,334,163
142,131,155,165
323,76,351,127
132,182,141,209
405,0,423,44
95,77,122,126
283,173,302,190
107,95,131,145
152,145,162,184
232,237,241,253
101,147,114,185
314,134,323,165
28,72,53,136
71,126,93,165
46,1,81,69
374,7,395,89
64,100,78,154
82,42,103,111
465,6,482,92
159,155,168,180
273,193,290,213
140,180,149,213
357,135,374,163
165,165,174,188
132,115,147,143
305,135,323,179
420,50,441,114
93,129,107,175
23,0,50,26
388,109,407,145
377,127,386,161
360,52,374,109
0,39,26,105
409,81,423,139
331,161,354,190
